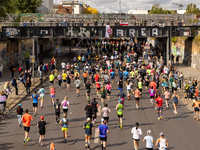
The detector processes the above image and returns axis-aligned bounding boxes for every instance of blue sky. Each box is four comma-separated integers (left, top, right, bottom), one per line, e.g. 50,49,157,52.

54,0,200,13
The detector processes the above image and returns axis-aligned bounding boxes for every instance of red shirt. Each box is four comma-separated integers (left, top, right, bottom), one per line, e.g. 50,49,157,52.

150,81,157,90
156,97,164,107
51,59,54,65
95,74,99,82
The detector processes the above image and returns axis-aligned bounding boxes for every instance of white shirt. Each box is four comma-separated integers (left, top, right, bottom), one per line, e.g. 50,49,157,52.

61,63,66,69
111,56,114,60
62,100,69,109
102,107,110,117
131,127,142,139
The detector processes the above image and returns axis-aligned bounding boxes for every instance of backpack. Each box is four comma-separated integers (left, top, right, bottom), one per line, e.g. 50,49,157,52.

18,67,22,72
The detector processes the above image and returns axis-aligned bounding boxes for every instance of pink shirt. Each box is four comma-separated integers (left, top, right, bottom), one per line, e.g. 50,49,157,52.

106,84,111,90
164,91,170,99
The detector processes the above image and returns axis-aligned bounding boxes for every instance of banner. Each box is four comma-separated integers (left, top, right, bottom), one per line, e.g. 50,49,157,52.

0,96,6,102
55,45,61,54
105,25,112,38
120,22,128,26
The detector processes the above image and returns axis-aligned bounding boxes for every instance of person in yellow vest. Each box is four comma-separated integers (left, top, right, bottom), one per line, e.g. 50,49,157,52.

78,55,81,65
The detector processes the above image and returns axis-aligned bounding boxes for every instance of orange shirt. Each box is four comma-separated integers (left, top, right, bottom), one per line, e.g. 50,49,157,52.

193,101,200,108
50,88,56,95
150,81,157,90
83,72,87,77
50,143,55,150
195,89,198,97
22,113,33,127
134,89,140,98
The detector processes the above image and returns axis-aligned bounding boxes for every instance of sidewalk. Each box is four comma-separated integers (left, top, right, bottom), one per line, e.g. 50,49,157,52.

174,64,200,111
1,46,83,111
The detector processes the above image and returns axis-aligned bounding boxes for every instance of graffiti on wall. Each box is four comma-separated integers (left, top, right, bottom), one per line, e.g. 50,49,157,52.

0,49,9,67
191,52,200,70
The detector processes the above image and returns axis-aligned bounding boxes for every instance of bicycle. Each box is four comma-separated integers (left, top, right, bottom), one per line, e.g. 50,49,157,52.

0,103,9,120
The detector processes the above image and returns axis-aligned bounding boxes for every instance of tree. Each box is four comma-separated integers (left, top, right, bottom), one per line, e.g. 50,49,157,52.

149,3,177,14
83,7,99,14
185,3,200,14
0,0,12,20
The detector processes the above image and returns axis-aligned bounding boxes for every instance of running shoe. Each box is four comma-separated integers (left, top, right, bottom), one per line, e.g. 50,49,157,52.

120,124,122,129
175,112,178,116
23,140,26,145
196,119,199,121
108,99,110,102
136,105,139,109
85,143,88,148
158,117,160,120
160,116,163,120
27,137,30,142
194,116,197,120
118,123,120,127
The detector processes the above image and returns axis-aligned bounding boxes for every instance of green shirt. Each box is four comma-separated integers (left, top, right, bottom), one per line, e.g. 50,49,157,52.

130,71,135,78
138,81,142,89
117,103,123,115
147,69,151,75
170,78,174,87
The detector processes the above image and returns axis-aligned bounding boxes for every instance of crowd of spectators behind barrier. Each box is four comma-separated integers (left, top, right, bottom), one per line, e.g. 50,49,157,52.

3,17,199,27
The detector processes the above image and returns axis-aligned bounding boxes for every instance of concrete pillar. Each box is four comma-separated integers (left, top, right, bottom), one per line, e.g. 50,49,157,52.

166,37,169,65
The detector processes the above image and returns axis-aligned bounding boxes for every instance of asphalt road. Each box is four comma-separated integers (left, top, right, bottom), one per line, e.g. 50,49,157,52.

1,54,200,150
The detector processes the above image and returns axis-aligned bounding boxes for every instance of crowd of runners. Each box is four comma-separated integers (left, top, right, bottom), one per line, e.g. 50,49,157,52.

1,41,200,150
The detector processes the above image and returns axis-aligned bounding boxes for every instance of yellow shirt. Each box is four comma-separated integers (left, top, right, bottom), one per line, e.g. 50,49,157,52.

62,73,67,80
49,74,54,81
78,56,81,61
75,72,79,77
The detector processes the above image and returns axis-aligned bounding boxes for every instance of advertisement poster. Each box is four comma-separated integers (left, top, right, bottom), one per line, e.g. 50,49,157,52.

172,45,177,56
55,45,60,54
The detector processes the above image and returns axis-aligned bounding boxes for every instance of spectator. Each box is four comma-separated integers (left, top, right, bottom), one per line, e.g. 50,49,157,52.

74,20,77,26
86,20,90,26
94,20,98,26
16,104,23,128
25,77,31,94
151,20,155,26
101,20,104,26
144,19,147,26
63,18,66,26
23,21,27,27
106,20,110,25
26,59,29,70
4,81,12,96
18,65,23,76
0,63,3,78
20,20,23,26
114,20,118,26
59,19,62,26
12,76,18,95
67,19,70,26
35,18,39,26
170,19,174,26
72,19,75,26
171,54,174,65
176,55,179,65
178,20,182,26
10,62,16,78
51,58,55,71
133,19,136,26
81,20,84,26
38,64,43,79
140,19,143,26
50,19,53,26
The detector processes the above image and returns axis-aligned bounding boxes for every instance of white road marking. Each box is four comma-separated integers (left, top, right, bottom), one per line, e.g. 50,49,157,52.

94,128,99,143
97,106,101,116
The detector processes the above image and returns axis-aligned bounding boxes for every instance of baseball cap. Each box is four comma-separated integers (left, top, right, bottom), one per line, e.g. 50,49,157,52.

101,118,104,122
41,116,44,120
160,132,164,136
19,104,21,106
119,99,121,103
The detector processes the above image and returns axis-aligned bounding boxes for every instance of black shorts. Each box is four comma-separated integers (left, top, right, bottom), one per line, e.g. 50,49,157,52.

118,115,123,118
50,81,54,84
100,136,107,142
145,83,149,87
107,90,111,95
103,117,109,121
150,96,154,99
63,109,68,113
86,89,90,93
135,98,140,101
97,88,100,91
133,138,140,141
24,126,30,132
76,86,80,89
194,107,199,111
71,71,74,75
39,130,46,135
101,95,106,98
165,98,169,101
139,89,142,93
146,148,153,150
55,111,60,117
33,103,38,107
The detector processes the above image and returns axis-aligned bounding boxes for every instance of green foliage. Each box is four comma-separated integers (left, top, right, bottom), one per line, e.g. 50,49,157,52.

0,0,12,20
171,37,177,43
185,3,200,14
194,35,200,43
149,4,177,14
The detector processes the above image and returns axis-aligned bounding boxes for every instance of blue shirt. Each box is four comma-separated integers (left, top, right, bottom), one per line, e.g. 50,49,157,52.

123,71,129,77
61,118,69,128
119,71,123,78
98,124,108,138
32,94,39,103
82,57,85,61
111,71,115,76
144,135,153,148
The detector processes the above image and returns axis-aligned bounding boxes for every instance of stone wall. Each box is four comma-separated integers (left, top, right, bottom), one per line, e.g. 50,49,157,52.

191,37,200,70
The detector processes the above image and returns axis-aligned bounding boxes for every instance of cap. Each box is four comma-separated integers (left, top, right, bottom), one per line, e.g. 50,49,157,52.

88,101,91,104
119,99,121,103
41,116,44,120
87,118,91,122
101,118,104,122
19,104,21,106
160,132,164,136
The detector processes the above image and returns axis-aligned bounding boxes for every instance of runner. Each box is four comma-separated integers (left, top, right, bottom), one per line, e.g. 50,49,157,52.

192,97,200,121
155,93,164,120
21,109,33,145
53,98,61,124
149,79,157,90
83,118,94,148
127,80,132,100
54,68,58,83
148,86,156,105
61,96,70,114
66,75,71,91
117,89,126,105
144,76,149,93
84,101,93,121
85,80,92,100
115,99,124,129
74,77,81,97
62,71,67,87
118,78,123,92
138,78,143,97
163,89,170,108
105,81,111,102
96,80,101,98
61,61,66,71
31,91,39,117
59,113,69,143
100,87,106,107
171,91,180,116
98,118,109,150
133,87,141,109
37,116,47,146
101,103,111,124
38,86,45,108
131,122,142,150
57,73,62,88
16,104,23,128
83,71,88,85
91,98,98,123
50,85,56,105
155,132,169,150
49,72,54,87
143,130,154,150
123,69,129,85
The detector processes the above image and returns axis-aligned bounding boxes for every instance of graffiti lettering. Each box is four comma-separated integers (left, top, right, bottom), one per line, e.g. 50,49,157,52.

5,28,20,36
